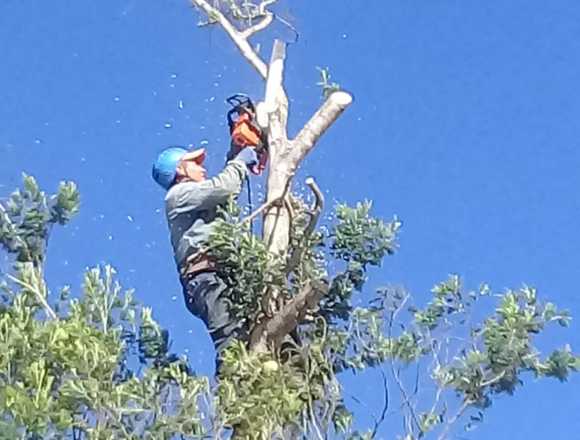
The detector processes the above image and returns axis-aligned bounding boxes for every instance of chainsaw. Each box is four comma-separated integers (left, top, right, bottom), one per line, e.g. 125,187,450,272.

226,94,268,175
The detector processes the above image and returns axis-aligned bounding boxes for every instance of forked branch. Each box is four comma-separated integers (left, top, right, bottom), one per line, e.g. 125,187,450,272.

192,0,268,78
240,175,292,225
241,14,273,39
241,0,276,39
264,279,329,347
8,271,57,320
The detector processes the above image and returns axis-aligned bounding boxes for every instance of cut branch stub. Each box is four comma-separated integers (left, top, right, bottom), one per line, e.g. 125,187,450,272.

291,91,353,169
251,279,329,351
262,40,286,119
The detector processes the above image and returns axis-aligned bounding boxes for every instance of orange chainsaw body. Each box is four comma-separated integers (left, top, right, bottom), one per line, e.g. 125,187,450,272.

227,95,268,175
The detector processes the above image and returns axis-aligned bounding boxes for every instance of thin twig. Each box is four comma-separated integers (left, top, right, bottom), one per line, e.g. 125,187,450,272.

425,328,447,418
370,370,390,439
192,0,268,78
7,273,57,320
309,403,325,440
437,399,472,440
480,370,506,388
240,175,292,225
240,196,281,225
286,177,324,274
390,363,422,436
241,12,273,38
258,0,277,14
385,293,422,437
274,13,299,43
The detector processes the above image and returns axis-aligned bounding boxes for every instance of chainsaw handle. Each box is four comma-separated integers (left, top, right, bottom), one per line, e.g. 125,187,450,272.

226,108,236,132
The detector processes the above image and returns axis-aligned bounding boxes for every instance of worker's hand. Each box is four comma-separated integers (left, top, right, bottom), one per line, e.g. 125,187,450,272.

234,147,258,169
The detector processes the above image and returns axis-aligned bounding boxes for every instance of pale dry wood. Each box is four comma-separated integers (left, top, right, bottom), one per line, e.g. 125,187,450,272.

246,0,277,39
262,40,291,256
192,0,268,78
286,177,324,274
241,13,273,39
291,91,353,169
264,279,328,346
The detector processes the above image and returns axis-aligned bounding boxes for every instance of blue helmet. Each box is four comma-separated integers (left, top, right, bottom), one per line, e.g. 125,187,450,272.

152,147,188,190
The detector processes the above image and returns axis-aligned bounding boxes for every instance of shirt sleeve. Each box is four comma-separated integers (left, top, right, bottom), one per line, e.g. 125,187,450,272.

167,159,248,214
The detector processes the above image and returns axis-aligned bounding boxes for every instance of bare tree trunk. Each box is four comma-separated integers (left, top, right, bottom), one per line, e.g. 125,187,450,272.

262,40,292,257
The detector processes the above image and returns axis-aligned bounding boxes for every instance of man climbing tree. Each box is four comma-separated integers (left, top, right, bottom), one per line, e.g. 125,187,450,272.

152,143,259,367
177,1,580,438
2,1,580,439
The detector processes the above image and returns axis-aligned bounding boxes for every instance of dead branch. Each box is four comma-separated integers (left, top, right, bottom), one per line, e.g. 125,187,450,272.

240,194,281,226
241,13,273,38
437,399,472,440
240,175,291,225
304,177,324,233
291,91,353,168
264,279,329,347
370,370,390,439
286,177,324,274
241,0,276,39
257,0,277,15
192,0,268,78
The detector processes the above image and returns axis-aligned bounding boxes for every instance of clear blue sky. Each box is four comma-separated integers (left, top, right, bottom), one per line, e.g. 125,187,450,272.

1,1,580,438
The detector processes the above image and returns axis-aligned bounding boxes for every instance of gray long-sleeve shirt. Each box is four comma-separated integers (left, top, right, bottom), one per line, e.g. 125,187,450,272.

165,159,248,270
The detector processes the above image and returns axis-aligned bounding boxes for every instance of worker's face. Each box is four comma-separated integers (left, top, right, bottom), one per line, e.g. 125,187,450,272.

176,157,207,183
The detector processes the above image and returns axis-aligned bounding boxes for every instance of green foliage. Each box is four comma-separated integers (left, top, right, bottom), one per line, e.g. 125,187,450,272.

316,287,422,374
3,173,578,439
332,279,580,437
207,194,576,437
1,263,210,439
435,286,579,407
209,200,286,322
0,174,79,264
322,201,401,323
199,0,271,27
317,67,342,100
413,275,471,330
217,341,306,439
0,176,210,439
208,197,405,436
331,201,400,267
51,181,80,225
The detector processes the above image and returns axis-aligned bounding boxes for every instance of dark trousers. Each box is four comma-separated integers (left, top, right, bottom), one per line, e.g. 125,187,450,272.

181,271,245,367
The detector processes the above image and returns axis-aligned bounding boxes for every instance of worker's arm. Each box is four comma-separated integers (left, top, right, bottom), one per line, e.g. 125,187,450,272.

169,159,248,213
